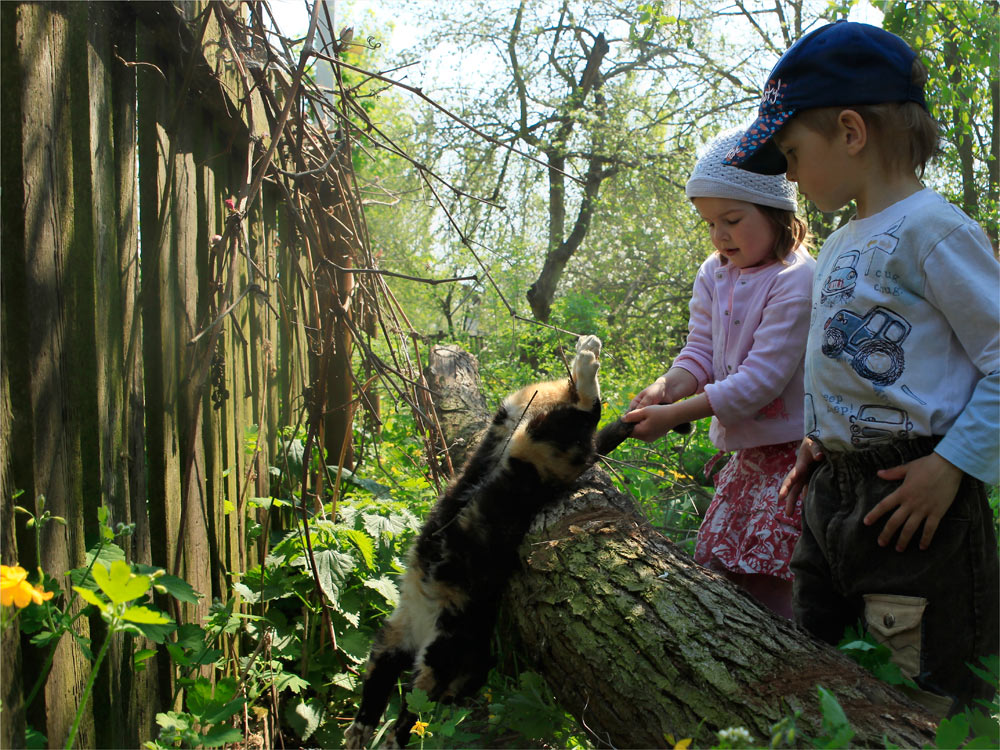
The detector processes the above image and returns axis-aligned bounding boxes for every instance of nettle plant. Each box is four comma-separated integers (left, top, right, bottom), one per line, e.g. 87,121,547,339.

230,426,426,745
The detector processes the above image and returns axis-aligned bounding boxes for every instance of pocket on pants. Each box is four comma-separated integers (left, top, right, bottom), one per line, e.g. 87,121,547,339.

863,593,927,679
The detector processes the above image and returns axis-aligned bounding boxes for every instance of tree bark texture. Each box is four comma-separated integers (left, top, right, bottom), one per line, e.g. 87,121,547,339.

505,468,938,748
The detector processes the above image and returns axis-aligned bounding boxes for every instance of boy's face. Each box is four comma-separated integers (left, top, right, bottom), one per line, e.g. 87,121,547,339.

773,118,856,214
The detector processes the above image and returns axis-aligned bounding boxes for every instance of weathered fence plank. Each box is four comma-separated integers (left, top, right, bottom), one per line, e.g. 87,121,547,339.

2,2,362,746
108,4,161,744
1,3,28,743
11,4,96,747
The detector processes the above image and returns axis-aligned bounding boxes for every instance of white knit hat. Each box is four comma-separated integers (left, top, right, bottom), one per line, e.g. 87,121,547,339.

685,127,798,212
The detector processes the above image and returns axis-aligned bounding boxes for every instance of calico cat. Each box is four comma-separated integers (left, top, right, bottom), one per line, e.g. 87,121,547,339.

345,335,603,748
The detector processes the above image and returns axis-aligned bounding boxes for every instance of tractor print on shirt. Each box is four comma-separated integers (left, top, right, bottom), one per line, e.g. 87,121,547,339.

849,404,913,446
820,249,860,305
821,305,911,386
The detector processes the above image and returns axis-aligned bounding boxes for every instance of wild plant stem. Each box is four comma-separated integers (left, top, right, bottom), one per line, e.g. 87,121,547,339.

24,642,56,709
63,622,112,750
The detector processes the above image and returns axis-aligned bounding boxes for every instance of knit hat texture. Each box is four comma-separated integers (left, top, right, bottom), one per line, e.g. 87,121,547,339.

685,128,798,212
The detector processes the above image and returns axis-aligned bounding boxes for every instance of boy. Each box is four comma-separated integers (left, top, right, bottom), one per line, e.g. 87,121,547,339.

726,21,999,716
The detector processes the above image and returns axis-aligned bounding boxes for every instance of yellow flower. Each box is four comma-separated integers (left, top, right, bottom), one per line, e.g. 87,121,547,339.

411,721,429,737
1,564,54,608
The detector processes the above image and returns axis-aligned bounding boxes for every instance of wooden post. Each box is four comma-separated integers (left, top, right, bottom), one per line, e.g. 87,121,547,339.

6,3,95,745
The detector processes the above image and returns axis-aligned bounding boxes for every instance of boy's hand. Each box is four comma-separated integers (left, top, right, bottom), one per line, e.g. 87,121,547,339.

864,452,963,552
778,438,824,515
623,404,681,442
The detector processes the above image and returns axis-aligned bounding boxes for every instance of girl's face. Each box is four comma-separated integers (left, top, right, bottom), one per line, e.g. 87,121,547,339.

691,197,777,269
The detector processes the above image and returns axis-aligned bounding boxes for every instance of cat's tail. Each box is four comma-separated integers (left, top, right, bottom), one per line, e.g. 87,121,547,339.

595,417,691,456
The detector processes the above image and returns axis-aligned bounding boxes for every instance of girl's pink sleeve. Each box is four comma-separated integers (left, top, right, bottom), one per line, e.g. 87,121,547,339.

672,262,714,390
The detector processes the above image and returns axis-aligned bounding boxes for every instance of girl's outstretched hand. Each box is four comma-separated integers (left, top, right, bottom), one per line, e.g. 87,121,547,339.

629,380,670,410
623,404,681,442
779,438,824,515
629,368,698,410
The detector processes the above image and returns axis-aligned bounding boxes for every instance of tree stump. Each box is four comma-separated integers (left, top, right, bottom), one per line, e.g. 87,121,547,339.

505,467,938,748
422,344,491,471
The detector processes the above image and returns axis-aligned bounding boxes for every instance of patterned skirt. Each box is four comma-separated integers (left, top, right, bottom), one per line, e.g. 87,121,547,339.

694,441,802,580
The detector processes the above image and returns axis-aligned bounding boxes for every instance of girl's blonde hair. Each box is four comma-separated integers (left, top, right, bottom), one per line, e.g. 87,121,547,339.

760,206,810,262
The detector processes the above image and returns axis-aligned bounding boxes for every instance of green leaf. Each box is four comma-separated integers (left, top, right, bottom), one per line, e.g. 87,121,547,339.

248,496,288,510
328,671,358,692
335,629,373,664
839,639,877,653
363,575,399,607
155,711,192,732
73,586,109,611
272,671,310,694
340,528,376,570
285,697,325,741
935,715,970,749
362,512,408,539
311,548,356,601
201,697,246,727
133,620,176,644
92,559,151,604
965,737,1000,749
817,685,854,746
200,726,243,748
122,605,172,625
134,567,200,605
24,724,46,750
407,688,434,713
335,466,394,498
70,542,126,589
966,707,1000,743
186,679,220,722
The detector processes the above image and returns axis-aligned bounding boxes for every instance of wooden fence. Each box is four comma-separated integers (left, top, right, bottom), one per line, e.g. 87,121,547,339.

0,2,375,746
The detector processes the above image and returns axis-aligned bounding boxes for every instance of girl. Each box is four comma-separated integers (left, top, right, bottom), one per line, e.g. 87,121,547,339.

624,128,814,618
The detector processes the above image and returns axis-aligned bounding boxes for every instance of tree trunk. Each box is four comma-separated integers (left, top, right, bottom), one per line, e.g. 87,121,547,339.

420,347,938,748
505,467,937,748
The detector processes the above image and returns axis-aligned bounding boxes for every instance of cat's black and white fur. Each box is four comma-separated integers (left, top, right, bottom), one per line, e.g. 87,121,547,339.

345,335,603,748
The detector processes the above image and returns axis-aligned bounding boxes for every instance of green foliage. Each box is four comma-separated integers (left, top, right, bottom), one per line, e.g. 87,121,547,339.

485,670,588,748
812,686,855,748
883,0,998,242
837,623,916,689
150,677,245,749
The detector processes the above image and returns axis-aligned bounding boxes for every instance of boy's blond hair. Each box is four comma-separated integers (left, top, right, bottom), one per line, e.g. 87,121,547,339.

791,58,939,177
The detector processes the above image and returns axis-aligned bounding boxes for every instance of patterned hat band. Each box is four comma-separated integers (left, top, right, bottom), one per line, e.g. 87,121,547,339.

725,21,926,175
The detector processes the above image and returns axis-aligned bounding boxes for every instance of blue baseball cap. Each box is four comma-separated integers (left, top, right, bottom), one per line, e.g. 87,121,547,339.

725,21,927,175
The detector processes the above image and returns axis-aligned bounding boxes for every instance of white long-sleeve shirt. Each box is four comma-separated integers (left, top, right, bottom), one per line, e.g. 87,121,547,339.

803,188,999,485
674,245,815,451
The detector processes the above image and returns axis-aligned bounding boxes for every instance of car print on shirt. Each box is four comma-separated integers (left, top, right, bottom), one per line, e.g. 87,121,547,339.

821,305,911,386
821,249,860,305
849,404,913,446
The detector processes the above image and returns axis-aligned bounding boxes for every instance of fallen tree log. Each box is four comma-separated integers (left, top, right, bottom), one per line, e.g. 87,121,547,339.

422,347,937,748
506,466,937,748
